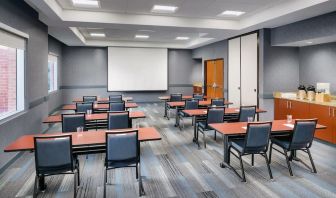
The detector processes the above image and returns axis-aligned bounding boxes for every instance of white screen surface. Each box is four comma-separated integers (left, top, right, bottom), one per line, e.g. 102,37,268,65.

108,47,168,91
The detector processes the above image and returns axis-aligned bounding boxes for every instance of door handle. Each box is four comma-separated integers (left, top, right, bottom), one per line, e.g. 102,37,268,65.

238,87,240,90
254,89,257,92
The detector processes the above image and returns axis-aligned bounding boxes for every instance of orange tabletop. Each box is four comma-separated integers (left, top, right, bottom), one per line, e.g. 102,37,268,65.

167,100,232,108
43,111,146,123
209,120,326,136
62,102,138,110
182,108,266,116
4,127,161,152
73,96,133,103
158,95,209,100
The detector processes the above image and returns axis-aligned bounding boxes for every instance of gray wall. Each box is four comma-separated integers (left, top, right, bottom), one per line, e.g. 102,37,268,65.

0,0,58,169
299,42,336,94
61,47,198,103
271,11,336,46
191,40,228,97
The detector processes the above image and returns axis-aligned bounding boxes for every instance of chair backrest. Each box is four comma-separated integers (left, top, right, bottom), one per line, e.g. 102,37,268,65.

62,113,86,133
34,135,73,174
185,100,199,110
83,96,97,102
211,98,225,106
244,122,272,153
105,130,139,165
109,95,122,102
109,101,125,112
290,119,317,149
108,111,130,130
170,93,182,102
76,102,93,113
238,106,256,122
206,108,225,125
193,94,204,100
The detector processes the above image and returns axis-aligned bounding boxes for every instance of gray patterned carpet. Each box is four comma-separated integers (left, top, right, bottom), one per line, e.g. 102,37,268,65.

1,103,336,198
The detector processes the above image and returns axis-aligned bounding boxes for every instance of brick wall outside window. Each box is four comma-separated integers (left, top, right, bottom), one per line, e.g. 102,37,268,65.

0,47,17,114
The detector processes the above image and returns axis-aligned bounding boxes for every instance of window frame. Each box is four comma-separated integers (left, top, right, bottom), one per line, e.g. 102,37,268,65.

48,53,58,93
0,23,28,121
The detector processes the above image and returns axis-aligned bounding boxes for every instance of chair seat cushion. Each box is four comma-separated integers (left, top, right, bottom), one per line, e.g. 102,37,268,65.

107,160,137,168
271,136,291,150
229,139,244,153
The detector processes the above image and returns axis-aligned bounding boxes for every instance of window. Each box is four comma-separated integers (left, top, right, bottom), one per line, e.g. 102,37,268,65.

48,54,58,93
0,28,25,120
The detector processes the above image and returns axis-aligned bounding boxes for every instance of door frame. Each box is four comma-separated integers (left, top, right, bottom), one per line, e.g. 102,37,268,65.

227,30,259,108
204,58,224,98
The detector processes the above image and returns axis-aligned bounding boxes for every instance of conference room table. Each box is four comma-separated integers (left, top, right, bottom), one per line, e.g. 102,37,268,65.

61,102,138,111
159,95,209,117
208,120,326,169
73,96,133,103
182,108,267,142
43,111,146,128
4,127,161,191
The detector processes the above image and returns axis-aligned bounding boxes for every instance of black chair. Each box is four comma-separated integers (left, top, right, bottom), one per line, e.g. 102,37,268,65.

238,106,256,122
269,119,318,176
109,95,123,102
167,93,183,120
107,111,130,130
62,113,86,133
193,94,204,100
178,99,199,130
197,107,225,148
109,101,125,112
83,96,97,102
228,122,273,182
211,98,225,106
76,102,93,113
104,130,144,197
33,135,79,198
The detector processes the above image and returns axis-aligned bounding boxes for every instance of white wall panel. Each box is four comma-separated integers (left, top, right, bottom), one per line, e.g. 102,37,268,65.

241,33,258,106
228,37,241,107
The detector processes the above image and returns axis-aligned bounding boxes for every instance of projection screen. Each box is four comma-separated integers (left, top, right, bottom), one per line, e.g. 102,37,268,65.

108,47,168,91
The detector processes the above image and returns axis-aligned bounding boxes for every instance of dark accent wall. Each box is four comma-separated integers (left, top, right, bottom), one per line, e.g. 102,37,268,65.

271,11,336,46
299,42,336,94
61,47,198,103
191,40,228,97
0,1,64,170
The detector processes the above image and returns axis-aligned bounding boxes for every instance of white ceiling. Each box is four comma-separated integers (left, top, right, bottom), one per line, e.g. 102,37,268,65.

24,0,336,48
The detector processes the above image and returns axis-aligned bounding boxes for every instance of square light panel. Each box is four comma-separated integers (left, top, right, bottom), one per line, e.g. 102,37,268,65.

218,10,245,17
72,0,99,8
151,5,178,13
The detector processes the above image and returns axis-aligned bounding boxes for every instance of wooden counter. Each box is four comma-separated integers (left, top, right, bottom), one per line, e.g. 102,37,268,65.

274,97,336,144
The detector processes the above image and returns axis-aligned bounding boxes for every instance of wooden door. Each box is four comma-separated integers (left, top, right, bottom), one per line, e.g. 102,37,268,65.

205,59,224,99
310,104,335,143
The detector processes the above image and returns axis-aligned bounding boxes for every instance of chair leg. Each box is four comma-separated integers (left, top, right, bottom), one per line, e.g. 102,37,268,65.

196,127,201,149
104,168,107,198
77,160,80,186
203,131,206,148
74,172,77,198
214,131,216,140
251,154,254,166
263,154,273,179
33,175,38,198
284,149,293,176
239,154,246,182
136,163,139,179
307,148,317,173
268,143,273,164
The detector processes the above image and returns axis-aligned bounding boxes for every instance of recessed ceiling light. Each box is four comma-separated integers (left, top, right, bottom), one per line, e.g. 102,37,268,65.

72,0,99,7
90,33,105,37
176,37,190,40
151,5,178,13
218,10,245,17
306,41,313,44
135,35,149,39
